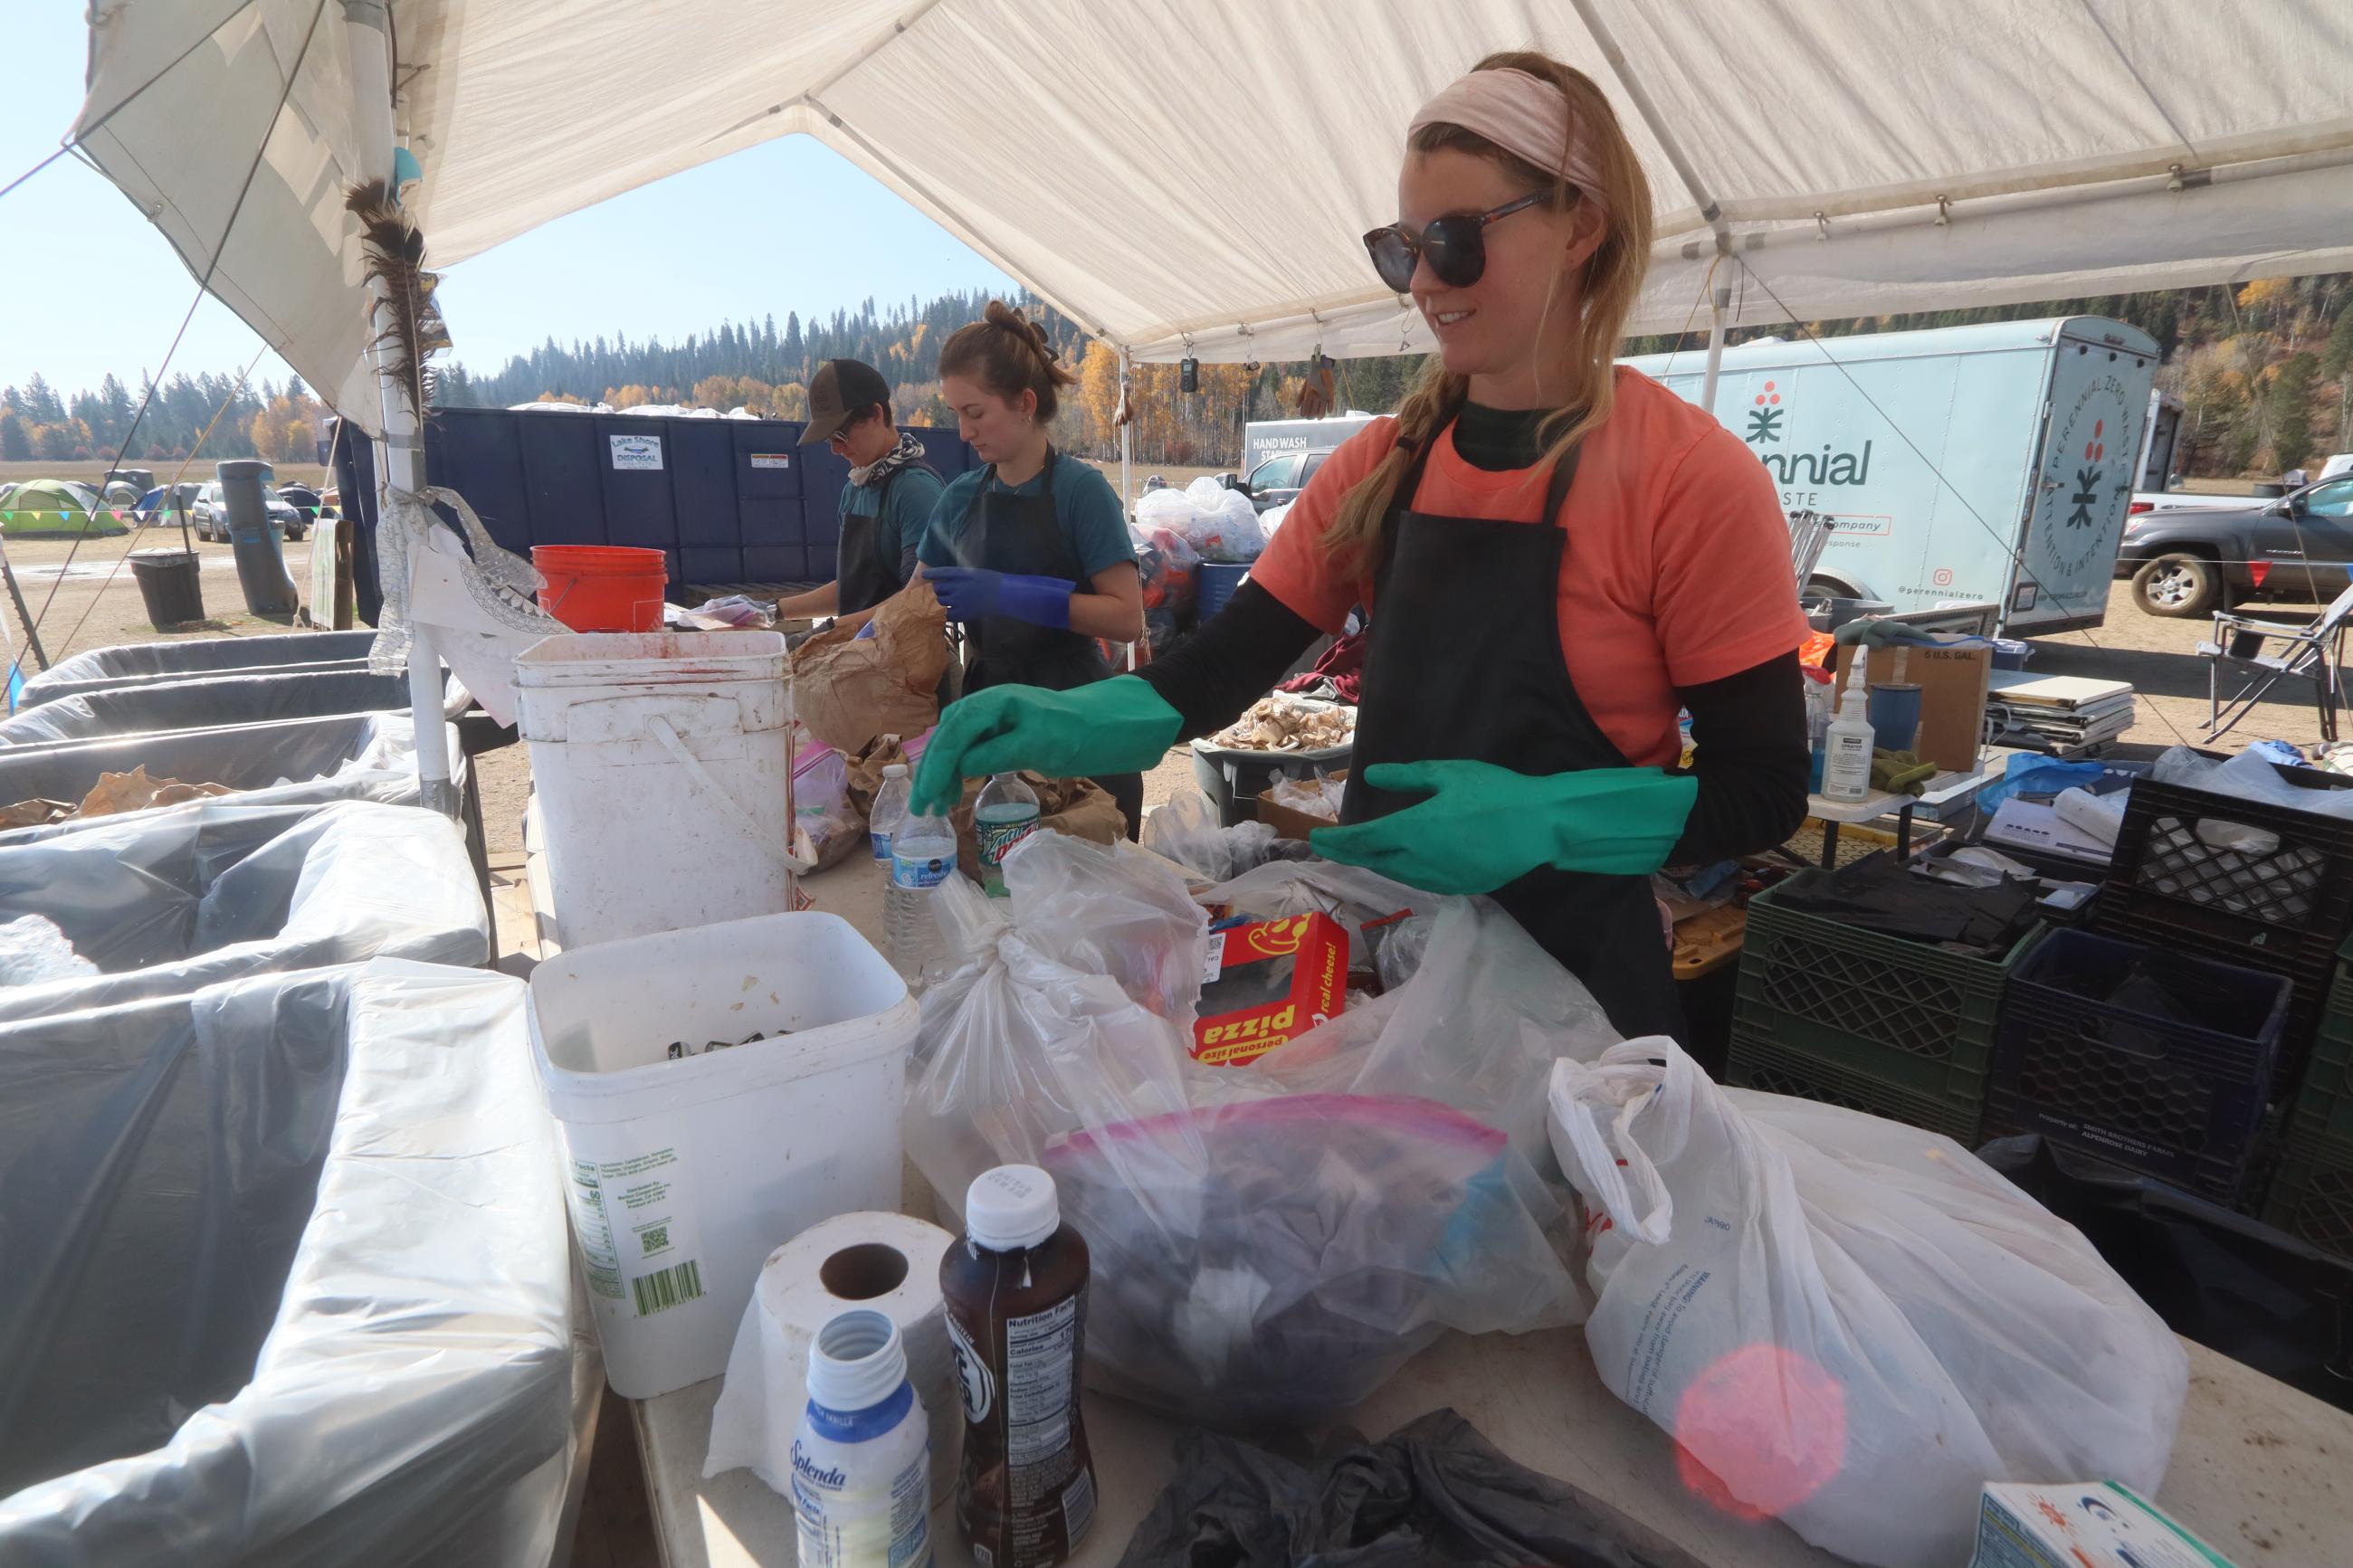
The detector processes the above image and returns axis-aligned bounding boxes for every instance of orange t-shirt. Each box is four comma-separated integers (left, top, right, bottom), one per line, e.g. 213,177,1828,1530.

1249,366,1811,769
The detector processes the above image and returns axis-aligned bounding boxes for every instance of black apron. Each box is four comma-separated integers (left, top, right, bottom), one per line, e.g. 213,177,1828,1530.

1340,423,1685,1041
954,448,1141,834
836,462,929,616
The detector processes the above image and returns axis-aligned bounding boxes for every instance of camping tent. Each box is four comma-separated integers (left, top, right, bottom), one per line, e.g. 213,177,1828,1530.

0,480,128,538
64,0,2353,433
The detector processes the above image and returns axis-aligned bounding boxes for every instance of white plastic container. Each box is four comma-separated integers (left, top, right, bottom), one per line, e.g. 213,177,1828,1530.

529,908,919,1399
515,630,795,949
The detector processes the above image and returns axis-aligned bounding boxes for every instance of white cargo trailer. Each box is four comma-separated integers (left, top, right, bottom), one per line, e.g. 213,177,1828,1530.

1624,318,2160,633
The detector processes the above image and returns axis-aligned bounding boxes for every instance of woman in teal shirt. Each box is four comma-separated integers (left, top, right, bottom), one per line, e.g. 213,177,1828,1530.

919,301,1145,831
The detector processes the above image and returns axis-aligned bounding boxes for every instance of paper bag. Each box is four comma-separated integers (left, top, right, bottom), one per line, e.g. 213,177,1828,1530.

947,771,1124,880
790,581,948,754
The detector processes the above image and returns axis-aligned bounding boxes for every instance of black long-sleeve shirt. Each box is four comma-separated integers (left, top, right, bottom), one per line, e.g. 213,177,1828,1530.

1138,403,1809,865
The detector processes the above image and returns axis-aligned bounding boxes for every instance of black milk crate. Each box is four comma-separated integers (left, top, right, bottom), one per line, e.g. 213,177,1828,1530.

1986,929,2290,1203
2285,957,2353,1147
2262,1125,2353,1263
1732,868,2042,1122
1725,1026,1983,1145
2093,891,2339,1099
2098,761,2353,965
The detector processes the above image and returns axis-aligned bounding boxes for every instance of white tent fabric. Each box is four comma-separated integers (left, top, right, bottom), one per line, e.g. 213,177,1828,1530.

73,0,2353,436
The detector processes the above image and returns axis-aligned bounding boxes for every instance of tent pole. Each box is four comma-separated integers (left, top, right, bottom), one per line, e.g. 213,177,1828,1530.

346,0,457,818
1700,277,1731,414
1118,347,1134,514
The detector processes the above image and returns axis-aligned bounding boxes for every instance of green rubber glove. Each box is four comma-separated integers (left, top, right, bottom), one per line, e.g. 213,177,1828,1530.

911,676,1183,815
1309,761,1699,894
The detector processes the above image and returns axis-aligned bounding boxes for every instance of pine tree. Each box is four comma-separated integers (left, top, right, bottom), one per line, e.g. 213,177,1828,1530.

21,373,63,424
0,413,28,462
2270,353,2320,472
2323,307,2353,382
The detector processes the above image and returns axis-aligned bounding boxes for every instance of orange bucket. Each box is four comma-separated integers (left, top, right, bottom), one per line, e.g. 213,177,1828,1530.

533,546,670,632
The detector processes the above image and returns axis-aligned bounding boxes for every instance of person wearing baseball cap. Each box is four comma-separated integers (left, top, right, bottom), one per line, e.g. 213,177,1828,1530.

778,358,944,629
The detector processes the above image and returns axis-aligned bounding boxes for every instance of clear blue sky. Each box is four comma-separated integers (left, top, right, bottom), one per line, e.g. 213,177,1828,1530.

0,5,1015,404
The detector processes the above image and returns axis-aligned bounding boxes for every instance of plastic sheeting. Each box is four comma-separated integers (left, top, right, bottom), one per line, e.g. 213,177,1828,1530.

0,800,487,1022
0,713,461,850
0,669,464,749
68,2,2353,424
19,632,380,711
0,959,586,1567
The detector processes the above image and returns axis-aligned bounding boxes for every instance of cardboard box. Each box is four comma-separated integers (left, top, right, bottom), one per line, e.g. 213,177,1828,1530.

1833,640,1992,774
1970,1481,2236,1568
1254,768,1349,841
1192,912,1348,1066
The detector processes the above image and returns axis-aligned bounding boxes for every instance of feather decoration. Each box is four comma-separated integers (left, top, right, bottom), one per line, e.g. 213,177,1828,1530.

345,178,451,411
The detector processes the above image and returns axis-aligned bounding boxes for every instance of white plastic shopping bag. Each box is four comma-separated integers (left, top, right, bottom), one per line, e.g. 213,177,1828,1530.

1547,1040,2186,1568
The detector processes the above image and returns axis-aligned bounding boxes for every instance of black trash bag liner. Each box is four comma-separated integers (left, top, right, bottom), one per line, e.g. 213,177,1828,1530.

1771,857,2036,954
18,632,380,710
1978,1134,2353,1412
1116,1408,1704,1568
0,667,459,750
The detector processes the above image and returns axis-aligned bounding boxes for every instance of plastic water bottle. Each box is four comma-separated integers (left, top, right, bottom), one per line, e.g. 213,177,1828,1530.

790,1308,934,1568
974,772,1042,898
886,809,956,983
871,764,910,863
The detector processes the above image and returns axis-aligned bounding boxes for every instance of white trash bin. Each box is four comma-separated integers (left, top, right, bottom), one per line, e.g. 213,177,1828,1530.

529,909,919,1399
515,630,796,950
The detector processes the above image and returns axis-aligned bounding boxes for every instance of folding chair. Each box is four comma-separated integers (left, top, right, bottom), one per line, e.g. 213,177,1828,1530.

2199,577,2353,742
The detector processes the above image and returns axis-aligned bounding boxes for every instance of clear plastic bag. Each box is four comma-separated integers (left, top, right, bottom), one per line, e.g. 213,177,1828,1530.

1548,1039,2187,1568
907,835,1616,1428
1142,790,1296,881
790,741,865,871
1184,478,1265,563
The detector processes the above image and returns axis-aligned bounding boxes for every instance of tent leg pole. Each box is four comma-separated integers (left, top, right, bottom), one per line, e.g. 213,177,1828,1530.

1118,347,1134,512
1700,280,1731,415
1,546,50,671
347,0,458,816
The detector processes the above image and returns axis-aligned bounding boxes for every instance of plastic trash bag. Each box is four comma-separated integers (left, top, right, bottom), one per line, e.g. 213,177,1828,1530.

1134,487,1201,546
907,835,1615,1428
1548,1040,2186,1568
1185,477,1265,564
790,741,865,871
1117,1408,1705,1568
0,960,588,1568
0,799,489,1022
1142,789,1302,881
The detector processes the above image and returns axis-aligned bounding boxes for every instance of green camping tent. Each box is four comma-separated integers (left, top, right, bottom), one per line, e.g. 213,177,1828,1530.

0,479,129,537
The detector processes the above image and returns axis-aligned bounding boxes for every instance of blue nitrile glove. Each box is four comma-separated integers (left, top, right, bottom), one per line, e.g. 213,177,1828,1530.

925,566,1075,630
911,676,1181,815
1310,761,1699,894
853,619,879,641
1834,616,1946,650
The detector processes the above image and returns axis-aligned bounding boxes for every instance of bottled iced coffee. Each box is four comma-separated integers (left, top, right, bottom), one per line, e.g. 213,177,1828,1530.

938,1165,1096,1568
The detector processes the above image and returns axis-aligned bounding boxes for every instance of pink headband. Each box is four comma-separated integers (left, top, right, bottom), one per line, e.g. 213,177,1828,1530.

1407,68,1610,218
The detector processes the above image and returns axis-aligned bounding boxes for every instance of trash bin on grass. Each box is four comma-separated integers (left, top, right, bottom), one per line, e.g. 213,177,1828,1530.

0,960,591,1567
124,548,204,630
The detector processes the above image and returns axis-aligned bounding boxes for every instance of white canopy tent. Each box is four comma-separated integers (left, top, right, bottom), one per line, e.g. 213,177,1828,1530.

61,0,2353,803
74,0,2353,428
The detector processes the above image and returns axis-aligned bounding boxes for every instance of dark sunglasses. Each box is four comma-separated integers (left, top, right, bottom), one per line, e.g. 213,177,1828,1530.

1363,191,1545,292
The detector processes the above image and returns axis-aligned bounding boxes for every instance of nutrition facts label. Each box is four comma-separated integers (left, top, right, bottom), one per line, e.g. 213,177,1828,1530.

1004,1297,1078,1466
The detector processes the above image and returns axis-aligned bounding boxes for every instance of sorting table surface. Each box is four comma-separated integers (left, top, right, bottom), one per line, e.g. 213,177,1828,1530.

622,855,2353,1568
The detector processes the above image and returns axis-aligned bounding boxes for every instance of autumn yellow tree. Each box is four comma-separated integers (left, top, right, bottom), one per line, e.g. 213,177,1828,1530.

774,382,809,420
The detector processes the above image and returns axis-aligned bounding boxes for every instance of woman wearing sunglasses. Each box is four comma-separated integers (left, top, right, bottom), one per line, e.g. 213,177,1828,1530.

912,52,1807,1038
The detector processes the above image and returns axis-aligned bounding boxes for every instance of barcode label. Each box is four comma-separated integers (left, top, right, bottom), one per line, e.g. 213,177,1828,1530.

631,1259,704,1316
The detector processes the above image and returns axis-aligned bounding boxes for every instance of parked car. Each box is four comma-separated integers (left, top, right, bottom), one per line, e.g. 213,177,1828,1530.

2115,474,2353,615
1238,447,1335,514
276,482,332,521
189,480,307,542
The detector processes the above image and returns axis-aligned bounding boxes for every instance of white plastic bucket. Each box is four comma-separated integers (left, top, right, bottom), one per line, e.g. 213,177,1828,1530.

529,908,919,1399
515,630,792,950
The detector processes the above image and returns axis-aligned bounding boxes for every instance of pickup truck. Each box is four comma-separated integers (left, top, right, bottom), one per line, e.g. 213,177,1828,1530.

2116,474,2353,615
